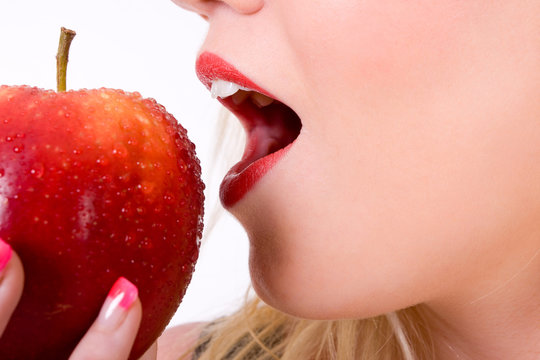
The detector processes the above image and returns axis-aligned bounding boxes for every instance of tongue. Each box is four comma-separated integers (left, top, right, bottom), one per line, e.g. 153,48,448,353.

238,101,301,173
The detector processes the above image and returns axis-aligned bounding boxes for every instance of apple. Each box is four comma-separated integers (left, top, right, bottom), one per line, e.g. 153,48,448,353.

0,28,204,359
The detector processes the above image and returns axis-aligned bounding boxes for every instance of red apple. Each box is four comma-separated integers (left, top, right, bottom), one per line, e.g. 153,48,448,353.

0,29,204,359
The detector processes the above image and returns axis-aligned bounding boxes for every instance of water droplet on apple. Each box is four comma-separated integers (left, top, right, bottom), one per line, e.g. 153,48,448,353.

139,181,155,195
112,144,128,158
5,136,13,142
125,232,136,246
96,156,109,166
30,163,44,178
117,173,130,183
163,192,175,204
101,174,113,183
13,145,24,153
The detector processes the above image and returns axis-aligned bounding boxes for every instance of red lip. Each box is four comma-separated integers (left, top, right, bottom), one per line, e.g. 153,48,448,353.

196,52,273,98
195,52,296,208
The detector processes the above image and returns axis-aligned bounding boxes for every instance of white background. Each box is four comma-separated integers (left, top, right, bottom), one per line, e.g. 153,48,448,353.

0,0,252,327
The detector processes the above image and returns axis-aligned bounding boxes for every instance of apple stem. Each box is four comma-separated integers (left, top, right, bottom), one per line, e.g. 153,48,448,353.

56,27,76,92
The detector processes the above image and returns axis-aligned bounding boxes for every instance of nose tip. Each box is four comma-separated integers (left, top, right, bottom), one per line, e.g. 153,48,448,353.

172,0,263,17
221,0,264,14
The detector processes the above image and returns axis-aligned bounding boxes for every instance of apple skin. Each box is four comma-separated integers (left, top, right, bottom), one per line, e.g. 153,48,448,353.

0,85,205,359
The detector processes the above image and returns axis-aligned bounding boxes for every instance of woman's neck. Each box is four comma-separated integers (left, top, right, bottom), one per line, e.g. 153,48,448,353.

425,250,540,360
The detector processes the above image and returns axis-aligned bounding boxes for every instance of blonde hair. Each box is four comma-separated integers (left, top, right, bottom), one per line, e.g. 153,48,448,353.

189,108,436,360
189,298,436,360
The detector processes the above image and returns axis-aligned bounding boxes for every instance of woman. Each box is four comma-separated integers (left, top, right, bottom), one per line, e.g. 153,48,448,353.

1,0,539,358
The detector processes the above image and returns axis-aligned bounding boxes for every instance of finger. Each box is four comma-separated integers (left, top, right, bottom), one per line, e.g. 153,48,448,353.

0,238,24,337
138,341,157,360
69,277,142,360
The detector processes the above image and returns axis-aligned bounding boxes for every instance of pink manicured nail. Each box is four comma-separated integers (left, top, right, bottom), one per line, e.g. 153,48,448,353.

0,238,13,272
107,277,138,310
98,277,138,329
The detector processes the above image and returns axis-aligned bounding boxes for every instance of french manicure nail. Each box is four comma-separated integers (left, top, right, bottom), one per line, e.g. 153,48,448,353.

98,277,138,330
0,237,13,272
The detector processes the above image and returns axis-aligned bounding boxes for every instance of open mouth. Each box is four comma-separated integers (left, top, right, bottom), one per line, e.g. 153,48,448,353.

196,52,302,206
212,82,302,175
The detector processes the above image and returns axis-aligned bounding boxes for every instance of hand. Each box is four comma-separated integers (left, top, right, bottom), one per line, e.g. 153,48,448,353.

0,239,157,360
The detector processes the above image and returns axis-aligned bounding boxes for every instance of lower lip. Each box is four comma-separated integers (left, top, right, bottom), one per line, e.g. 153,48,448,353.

219,143,293,208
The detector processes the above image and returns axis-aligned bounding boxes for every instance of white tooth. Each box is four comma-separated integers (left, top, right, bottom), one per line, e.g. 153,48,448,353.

210,80,249,99
251,92,274,108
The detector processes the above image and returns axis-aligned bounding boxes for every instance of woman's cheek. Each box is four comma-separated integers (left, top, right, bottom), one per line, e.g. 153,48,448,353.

280,0,480,111
233,0,540,319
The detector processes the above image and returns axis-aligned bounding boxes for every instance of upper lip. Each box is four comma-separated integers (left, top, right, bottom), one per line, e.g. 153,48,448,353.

195,51,275,100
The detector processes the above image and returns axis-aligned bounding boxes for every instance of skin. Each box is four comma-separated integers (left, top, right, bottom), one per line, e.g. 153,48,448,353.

0,1,538,359
173,0,540,359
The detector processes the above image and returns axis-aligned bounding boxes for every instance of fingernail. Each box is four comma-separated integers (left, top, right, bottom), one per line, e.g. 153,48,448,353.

0,238,13,272
98,277,138,330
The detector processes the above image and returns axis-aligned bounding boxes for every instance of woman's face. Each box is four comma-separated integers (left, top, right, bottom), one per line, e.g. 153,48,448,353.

174,0,540,319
